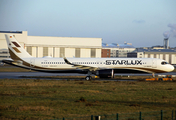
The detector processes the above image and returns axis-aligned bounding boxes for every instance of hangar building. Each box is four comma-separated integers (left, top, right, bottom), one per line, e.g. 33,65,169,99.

137,49,176,65
0,31,102,60
128,48,176,64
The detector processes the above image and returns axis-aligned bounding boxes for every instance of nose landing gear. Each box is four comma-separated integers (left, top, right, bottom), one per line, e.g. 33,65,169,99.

85,76,92,80
85,71,93,80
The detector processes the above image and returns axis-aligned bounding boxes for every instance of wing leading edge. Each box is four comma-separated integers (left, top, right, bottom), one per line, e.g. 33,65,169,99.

63,57,99,71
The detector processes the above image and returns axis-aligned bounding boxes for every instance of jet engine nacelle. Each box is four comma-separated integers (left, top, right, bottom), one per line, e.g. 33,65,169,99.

96,69,114,78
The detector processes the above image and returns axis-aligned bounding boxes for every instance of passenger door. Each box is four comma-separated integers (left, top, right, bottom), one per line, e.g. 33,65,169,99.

152,59,157,68
30,59,35,68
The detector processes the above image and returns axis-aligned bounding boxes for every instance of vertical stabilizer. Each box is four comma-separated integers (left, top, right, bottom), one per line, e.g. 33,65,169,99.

5,34,32,60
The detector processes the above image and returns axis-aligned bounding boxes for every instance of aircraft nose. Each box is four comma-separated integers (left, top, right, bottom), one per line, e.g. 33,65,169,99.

170,65,175,72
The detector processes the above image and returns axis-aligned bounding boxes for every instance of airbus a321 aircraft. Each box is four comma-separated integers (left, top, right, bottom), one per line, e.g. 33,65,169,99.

2,34,174,80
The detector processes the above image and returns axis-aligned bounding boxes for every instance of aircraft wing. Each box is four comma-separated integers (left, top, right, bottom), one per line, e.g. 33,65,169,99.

64,57,100,71
2,58,14,64
2,58,23,66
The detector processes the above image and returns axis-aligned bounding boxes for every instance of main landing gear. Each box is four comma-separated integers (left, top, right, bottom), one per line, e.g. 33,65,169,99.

85,71,92,80
85,76,92,80
152,73,155,77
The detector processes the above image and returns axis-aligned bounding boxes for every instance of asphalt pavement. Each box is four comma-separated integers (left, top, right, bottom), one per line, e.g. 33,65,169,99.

0,71,176,79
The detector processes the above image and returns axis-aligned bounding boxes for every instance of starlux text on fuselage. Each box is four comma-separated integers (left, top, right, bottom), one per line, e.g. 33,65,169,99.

106,60,142,65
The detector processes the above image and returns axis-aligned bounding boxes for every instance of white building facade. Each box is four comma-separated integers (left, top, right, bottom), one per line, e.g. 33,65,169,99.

0,31,102,60
136,49,176,64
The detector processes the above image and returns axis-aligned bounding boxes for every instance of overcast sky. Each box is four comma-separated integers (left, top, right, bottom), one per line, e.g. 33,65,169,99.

0,0,176,47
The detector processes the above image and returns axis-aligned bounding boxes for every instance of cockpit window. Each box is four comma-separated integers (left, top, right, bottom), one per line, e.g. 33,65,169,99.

161,61,168,65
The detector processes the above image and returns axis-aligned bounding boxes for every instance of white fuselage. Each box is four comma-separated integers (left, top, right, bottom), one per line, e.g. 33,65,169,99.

23,57,174,73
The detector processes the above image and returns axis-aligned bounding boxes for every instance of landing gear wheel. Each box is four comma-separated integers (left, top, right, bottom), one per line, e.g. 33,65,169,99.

85,76,92,81
159,78,163,81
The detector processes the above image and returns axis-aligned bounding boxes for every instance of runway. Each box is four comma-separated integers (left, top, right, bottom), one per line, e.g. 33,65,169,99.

0,72,86,79
0,71,176,79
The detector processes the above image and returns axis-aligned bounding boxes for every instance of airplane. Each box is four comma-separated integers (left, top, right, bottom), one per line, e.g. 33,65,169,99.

2,34,174,80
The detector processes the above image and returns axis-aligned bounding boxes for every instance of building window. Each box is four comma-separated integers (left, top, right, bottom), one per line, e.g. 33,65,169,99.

36,47,38,57
169,54,171,64
154,54,156,58
75,48,80,58
60,47,65,57
163,54,165,60
27,46,32,55
43,47,48,56
91,48,96,58
53,47,55,57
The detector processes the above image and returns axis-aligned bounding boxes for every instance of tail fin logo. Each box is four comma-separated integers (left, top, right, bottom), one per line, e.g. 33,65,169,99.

12,47,21,53
12,42,20,47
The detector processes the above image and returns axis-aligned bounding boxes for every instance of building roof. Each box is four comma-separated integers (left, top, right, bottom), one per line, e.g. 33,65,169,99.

0,31,22,33
102,43,135,48
136,48,176,53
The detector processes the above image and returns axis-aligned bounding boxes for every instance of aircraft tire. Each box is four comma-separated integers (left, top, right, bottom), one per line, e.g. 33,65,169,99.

85,76,92,81
159,78,163,81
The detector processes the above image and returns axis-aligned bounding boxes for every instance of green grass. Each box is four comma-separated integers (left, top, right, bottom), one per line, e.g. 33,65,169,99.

0,79,176,119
